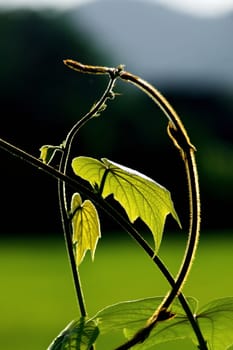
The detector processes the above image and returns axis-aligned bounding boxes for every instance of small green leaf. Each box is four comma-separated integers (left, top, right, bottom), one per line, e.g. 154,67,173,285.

72,156,181,252
197,297,233,350
47,317,99,350
39,144,62,164
91,296,197,348
71,193,101,265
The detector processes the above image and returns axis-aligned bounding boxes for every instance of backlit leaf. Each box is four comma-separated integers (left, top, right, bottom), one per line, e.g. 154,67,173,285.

71,193,101,265
39,144,61,164
47,317,99,350
91,296,198,348
72,156,181,252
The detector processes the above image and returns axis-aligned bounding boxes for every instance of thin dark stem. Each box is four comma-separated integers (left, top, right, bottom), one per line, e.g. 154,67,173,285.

58,180,87,316
59,70,118,211
57,72,118,317
0,136,206,348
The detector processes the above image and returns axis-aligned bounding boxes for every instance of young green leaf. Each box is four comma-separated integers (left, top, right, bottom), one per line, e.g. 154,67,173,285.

91,296,198,348
47,317,99,350
71,193,101,265
72,156,181,252
196,297,233,350
39,144,62,164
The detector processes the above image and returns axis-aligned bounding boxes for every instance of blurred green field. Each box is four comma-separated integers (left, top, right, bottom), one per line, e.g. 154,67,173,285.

0,230,233,350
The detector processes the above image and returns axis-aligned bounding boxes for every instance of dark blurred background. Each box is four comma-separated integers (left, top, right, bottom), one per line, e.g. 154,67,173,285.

0,0,232,237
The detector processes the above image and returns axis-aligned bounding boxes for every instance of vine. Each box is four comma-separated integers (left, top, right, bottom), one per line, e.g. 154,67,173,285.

1,58,233,350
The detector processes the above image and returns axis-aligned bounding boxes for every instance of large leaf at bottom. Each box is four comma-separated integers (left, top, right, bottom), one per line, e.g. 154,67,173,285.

71,193,101,265
72,157,181,252
47,297,233,350
91,296,198,347
47,318,99,350
197,297,233,350
92,296,233,350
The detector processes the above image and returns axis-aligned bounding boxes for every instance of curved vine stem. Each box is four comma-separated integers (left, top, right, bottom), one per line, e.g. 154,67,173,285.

114,69,201,348
57,67,121,317
63,60,203,349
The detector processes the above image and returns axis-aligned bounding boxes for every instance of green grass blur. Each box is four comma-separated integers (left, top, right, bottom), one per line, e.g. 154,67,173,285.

0,231,233,350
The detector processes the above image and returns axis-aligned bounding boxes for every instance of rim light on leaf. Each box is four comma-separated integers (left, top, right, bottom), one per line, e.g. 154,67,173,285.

47,317,99,350
72,156,181,253
71,192,101,265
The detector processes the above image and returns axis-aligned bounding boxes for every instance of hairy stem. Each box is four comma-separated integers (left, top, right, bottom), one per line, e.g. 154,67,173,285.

114,68,201,349
57,69,119,317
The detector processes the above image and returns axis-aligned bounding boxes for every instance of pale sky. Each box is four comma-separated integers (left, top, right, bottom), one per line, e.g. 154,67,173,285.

0,0,233,17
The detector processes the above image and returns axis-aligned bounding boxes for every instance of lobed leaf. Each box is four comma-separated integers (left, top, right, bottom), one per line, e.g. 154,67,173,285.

47,317,99,350
72,156,181,253
71,193,101,265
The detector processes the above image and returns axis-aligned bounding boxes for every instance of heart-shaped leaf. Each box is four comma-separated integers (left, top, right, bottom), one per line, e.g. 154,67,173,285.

47,317,99,350
71,193,101,265
72,157,181,252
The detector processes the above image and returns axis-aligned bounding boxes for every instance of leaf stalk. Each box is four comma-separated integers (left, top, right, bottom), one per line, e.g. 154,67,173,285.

57,70,119,317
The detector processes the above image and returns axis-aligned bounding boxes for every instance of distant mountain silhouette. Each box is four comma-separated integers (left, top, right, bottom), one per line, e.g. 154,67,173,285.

69,0,233,91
